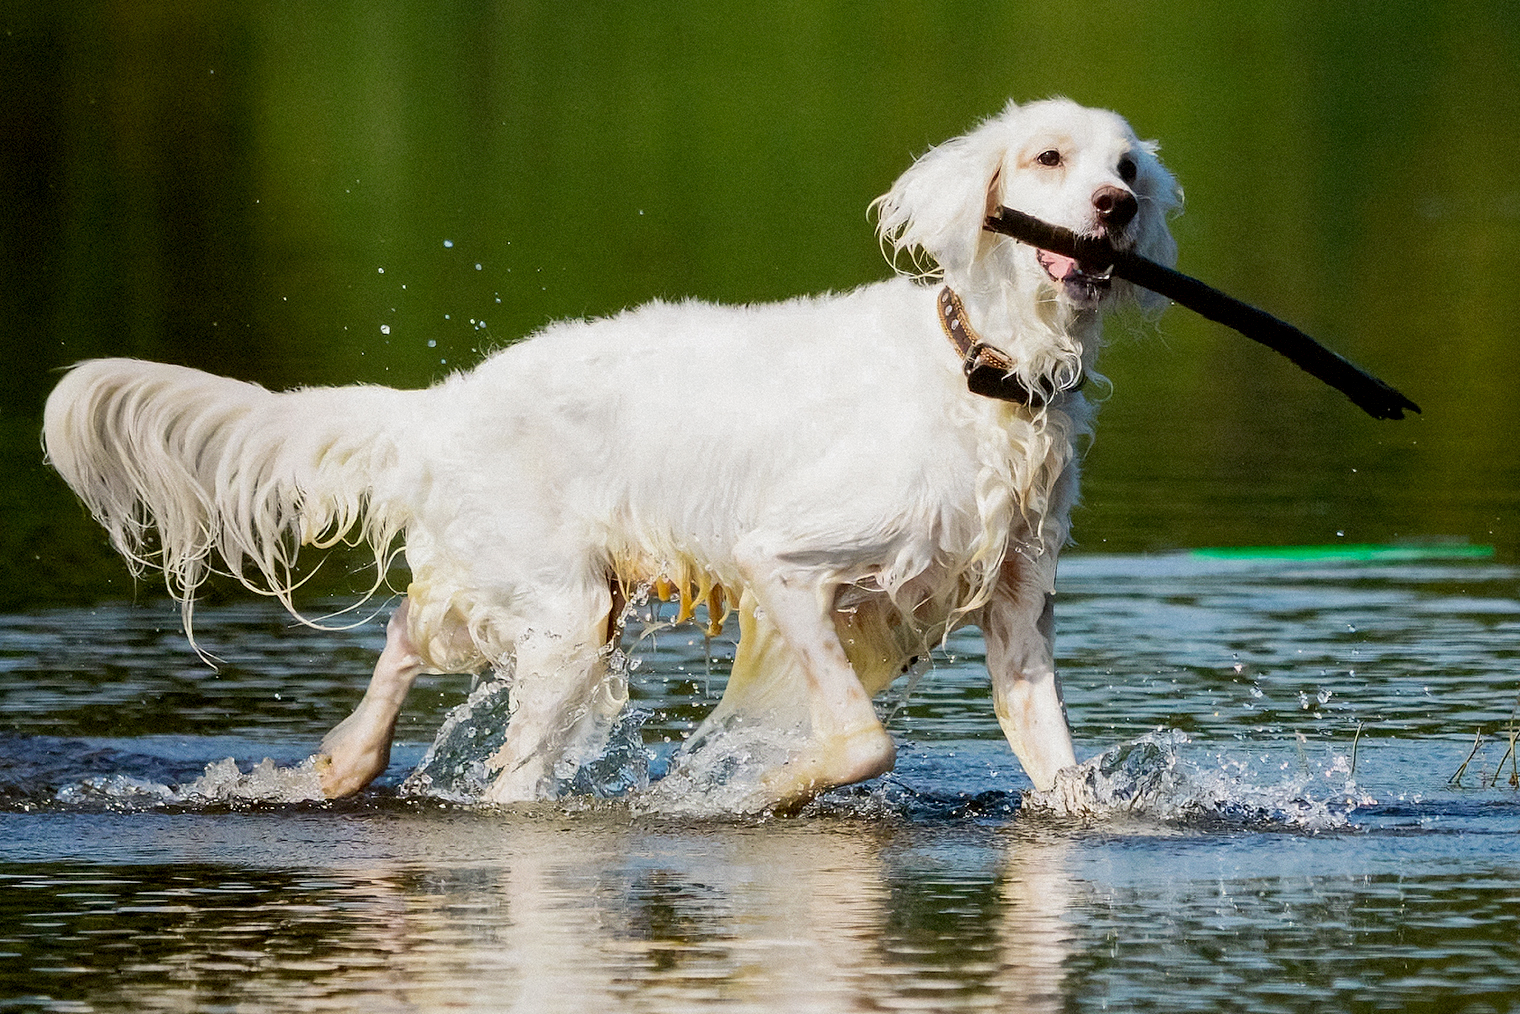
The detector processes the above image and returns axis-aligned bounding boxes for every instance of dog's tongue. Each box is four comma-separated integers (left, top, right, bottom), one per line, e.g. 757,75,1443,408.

1037,250,1077,281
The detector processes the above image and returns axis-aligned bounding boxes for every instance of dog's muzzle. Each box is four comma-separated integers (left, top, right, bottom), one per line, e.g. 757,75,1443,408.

1034,185,1138,306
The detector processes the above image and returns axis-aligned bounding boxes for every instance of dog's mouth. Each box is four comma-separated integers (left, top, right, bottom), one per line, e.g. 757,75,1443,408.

1037,249,1115,306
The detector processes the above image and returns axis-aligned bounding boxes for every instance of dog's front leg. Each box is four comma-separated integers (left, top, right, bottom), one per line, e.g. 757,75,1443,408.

481,581,625,804
482,634,625,803
315,599,424,797
981,558,1077,791
733,537,897,809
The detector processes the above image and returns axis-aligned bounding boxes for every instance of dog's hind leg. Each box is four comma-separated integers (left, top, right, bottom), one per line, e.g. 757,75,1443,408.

981,557,1077,792
726,537,897,810
695,591,913,740
689,586,814,738
315,599,425,797
481,581,627,803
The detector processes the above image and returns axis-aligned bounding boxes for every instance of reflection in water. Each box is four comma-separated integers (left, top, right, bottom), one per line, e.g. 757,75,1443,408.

996,828,1075,1013
7,804,1519,1012
0,812,1079,1012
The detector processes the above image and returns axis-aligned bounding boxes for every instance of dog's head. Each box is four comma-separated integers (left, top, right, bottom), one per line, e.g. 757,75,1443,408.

874,98,1182,314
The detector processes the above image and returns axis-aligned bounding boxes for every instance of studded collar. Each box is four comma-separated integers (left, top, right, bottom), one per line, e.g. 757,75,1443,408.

936,286,1082,407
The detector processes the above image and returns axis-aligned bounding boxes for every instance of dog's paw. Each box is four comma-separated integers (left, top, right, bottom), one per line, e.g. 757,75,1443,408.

1018,761,1095,817
757,724,897,813
313,749,384,799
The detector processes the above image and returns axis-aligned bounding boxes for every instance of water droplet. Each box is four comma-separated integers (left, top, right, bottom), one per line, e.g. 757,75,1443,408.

427,339,437,348
443,239,454,248
377,267,385,274
380,325,390,335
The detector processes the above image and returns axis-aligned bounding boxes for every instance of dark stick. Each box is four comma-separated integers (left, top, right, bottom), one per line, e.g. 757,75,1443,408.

983,206,1420,420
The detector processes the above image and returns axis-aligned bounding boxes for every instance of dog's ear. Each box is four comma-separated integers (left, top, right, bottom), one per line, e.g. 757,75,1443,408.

873,129,1008,280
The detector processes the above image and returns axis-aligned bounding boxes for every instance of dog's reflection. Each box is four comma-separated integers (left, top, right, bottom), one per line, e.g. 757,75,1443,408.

993,825,1079,1009
228,814,1081,1011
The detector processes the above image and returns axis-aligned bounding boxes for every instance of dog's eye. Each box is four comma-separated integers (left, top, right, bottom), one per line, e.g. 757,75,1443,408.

1035,149,1062,168
1118,157,1138,184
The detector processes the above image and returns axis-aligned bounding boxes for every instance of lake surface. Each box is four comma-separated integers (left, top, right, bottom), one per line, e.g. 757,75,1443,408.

2,550,1517,1011
4,4,1519,1011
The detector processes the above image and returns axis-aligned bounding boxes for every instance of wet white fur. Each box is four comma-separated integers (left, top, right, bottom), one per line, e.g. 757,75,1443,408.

44,98,1180,809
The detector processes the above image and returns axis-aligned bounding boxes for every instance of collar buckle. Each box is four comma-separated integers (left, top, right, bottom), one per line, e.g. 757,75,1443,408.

937,286,1081,408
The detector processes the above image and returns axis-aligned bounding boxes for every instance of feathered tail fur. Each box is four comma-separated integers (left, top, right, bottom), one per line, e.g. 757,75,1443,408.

42,359,421,640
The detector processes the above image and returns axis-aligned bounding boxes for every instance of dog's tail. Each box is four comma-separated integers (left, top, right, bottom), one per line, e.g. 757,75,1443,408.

43,358,424,640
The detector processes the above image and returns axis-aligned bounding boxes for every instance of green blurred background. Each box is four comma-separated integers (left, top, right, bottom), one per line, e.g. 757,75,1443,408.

3,1,1517,609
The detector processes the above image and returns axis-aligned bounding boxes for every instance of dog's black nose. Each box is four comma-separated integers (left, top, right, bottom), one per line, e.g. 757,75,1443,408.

1093,186,1138,230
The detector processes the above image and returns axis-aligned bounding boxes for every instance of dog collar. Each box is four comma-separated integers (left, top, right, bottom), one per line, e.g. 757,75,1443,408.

936,287,1081,407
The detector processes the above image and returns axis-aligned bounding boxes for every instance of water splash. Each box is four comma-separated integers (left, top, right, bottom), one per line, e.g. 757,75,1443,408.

400,676,514,801
560,705,653,798
401,661,654,803
634,716,809,816
182,756,325,803
1021,729,1374,830
55,755,326,809
54,773,182,808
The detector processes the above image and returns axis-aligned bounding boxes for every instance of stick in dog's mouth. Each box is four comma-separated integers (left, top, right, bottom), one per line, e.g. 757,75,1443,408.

984,206,1421,421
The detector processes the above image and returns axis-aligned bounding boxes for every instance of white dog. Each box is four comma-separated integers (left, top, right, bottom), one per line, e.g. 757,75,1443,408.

43,98,1180,811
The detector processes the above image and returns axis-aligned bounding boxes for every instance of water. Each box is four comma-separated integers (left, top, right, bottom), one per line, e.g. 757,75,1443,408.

2,551,1517,1011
